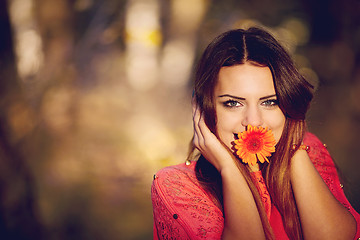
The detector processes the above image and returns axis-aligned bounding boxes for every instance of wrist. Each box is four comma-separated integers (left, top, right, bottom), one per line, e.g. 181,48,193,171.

220,161,245,181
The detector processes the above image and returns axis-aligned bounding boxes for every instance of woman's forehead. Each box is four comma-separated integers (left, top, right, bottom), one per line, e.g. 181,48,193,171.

215,64,275,97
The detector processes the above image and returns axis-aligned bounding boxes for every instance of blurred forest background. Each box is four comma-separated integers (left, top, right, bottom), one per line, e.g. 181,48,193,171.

0,0,359,239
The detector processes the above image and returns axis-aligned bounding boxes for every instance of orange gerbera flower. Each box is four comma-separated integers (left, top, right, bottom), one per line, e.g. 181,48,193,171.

234,125,276,166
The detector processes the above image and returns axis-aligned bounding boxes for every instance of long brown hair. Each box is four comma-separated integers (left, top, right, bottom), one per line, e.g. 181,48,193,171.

188,27,313,239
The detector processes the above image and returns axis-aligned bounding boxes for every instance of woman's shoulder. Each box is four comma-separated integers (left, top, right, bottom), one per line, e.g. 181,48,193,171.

153,161,197,182
303,132,345,200
304,133,360,236
151,161,224,239
152,161,219,206
303,132,337,171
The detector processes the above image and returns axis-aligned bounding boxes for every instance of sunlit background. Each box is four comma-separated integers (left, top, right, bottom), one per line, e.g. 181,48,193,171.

1,0,359,239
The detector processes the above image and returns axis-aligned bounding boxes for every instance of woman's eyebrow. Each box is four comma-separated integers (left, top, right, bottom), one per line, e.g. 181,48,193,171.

259,94,277,100
218,94,277,100
218,94,245,100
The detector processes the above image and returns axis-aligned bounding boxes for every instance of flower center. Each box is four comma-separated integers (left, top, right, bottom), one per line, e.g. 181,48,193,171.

246,136,263,152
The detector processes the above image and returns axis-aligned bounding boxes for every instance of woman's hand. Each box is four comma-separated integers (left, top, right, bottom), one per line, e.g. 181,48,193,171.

192,101,236,172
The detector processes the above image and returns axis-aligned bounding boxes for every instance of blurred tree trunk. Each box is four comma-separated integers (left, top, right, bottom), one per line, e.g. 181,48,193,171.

0,1,44,239
32,0,75,101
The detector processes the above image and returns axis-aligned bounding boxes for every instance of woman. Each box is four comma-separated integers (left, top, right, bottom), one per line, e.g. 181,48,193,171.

151,27,360,239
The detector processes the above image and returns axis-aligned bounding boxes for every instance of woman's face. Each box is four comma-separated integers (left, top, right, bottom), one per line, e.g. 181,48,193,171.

214,63,286,150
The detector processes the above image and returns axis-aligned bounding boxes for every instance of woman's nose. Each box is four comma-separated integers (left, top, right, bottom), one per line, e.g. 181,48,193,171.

241,106,263,127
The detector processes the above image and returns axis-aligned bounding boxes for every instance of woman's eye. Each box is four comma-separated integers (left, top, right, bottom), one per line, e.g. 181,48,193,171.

223,100,241,108
262,99,278,107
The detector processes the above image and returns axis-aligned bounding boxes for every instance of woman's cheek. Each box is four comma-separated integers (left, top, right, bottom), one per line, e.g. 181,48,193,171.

273,121,285,143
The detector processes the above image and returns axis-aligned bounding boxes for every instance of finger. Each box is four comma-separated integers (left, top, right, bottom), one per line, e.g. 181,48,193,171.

193,129,199,149
192,102,202,147
193,118,204,150
197,112,222,151
197,111,210,138
191,97,197,117
192,103,201,134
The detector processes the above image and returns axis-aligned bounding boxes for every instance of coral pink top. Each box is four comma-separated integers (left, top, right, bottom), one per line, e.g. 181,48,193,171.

151,133,360,239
